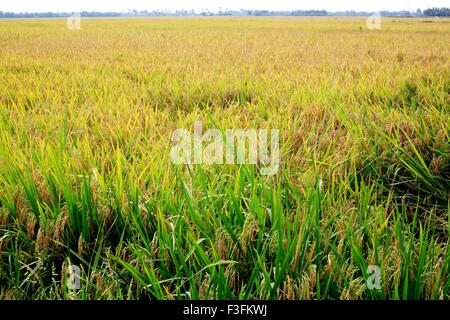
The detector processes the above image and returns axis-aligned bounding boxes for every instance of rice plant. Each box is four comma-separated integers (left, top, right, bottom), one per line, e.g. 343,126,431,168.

0,17,449,300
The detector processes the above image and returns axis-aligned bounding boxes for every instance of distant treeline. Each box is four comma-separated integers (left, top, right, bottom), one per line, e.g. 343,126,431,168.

1,8,450,18
423,7,450,16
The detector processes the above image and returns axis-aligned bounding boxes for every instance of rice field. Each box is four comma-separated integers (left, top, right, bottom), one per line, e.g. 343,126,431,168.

0,17,449,300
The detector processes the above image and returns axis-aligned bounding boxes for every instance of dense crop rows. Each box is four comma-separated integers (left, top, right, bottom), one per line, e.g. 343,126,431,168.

0,17,449,299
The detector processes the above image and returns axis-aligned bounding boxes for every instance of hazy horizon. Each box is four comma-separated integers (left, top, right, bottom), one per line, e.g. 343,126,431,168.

1,0,449,13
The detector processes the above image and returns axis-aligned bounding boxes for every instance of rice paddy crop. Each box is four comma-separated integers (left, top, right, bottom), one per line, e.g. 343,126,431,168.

0,17,449,300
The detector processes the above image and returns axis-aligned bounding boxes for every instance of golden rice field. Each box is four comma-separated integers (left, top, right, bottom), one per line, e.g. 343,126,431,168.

0,17,449,299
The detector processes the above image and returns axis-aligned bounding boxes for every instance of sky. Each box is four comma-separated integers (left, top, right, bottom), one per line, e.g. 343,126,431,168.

1,0,449,13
